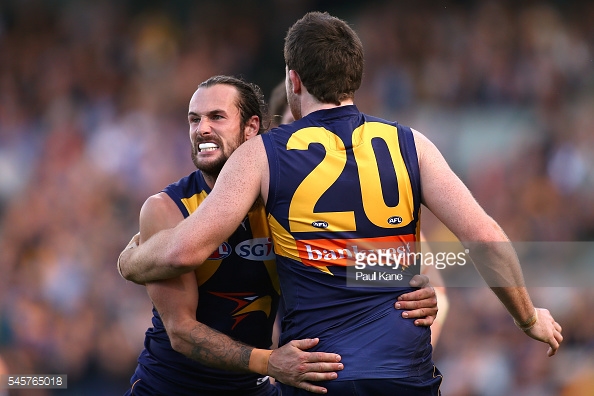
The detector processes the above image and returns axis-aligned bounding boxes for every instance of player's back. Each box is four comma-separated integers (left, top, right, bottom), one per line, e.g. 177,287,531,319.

262,105,433,381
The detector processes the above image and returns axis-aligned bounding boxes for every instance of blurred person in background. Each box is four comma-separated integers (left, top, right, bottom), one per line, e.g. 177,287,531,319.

269,80,295,128
119,75,439,395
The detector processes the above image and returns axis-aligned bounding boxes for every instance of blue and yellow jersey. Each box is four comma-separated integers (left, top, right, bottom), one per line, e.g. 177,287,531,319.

262,105,433,380
133,170,280,394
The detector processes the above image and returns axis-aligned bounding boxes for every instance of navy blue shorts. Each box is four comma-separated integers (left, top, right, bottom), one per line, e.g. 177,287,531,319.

278,365,442,396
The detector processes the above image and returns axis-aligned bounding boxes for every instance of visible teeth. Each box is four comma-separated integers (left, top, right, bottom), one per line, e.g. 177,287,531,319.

199,143,219,151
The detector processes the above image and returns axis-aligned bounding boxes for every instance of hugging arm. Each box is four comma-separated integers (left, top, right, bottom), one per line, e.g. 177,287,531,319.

123,175,343,392
118,138,267,284
414,129,562,356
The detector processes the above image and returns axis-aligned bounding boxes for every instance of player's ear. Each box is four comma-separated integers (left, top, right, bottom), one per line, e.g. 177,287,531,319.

244,115,260,140
288,70,301,94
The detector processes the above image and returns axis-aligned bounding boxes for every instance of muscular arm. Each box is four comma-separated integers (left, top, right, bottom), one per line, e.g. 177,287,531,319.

138,193,254,371
149,273,257,372
414,129,562,356
127,165,343,393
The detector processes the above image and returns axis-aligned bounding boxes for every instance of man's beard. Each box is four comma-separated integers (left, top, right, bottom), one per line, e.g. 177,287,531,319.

191,145,228,177
190,130,244,177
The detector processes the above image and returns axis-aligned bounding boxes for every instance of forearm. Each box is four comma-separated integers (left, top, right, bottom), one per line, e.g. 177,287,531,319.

489,286,535,324
120,250,187,285
169,319,269,374
118,229,199,284
468,241,535,322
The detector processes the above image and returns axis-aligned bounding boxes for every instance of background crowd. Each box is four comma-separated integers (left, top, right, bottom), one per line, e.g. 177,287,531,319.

0,0,592,394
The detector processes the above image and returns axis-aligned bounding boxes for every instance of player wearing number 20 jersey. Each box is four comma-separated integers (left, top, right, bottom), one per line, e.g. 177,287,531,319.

262,105,434,385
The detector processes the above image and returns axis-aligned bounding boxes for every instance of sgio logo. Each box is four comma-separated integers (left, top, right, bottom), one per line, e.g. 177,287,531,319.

235,238,276,261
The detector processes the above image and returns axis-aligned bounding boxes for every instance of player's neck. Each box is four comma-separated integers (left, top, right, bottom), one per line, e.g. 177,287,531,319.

202,172,217,189
300,94,354,118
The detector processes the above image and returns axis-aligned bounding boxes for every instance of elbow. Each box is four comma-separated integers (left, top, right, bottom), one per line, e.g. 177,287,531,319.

125,273,146,285
166,320,192,357
168,333,186,356
119,260,138,283
480,217,508,243
117,250,144,284
462,216,508,245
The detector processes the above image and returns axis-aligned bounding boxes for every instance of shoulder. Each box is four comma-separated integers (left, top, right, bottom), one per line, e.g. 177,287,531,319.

139,191,185,239
140,192,179,222
410,128,440,161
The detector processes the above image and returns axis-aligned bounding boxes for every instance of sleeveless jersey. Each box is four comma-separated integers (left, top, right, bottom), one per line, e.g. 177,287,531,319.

262,105,433,381
131,170,280,394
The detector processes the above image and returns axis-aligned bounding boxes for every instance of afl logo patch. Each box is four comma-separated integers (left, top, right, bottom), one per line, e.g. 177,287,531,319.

312,221,329,229
208,242,232,260
387,216,403,225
